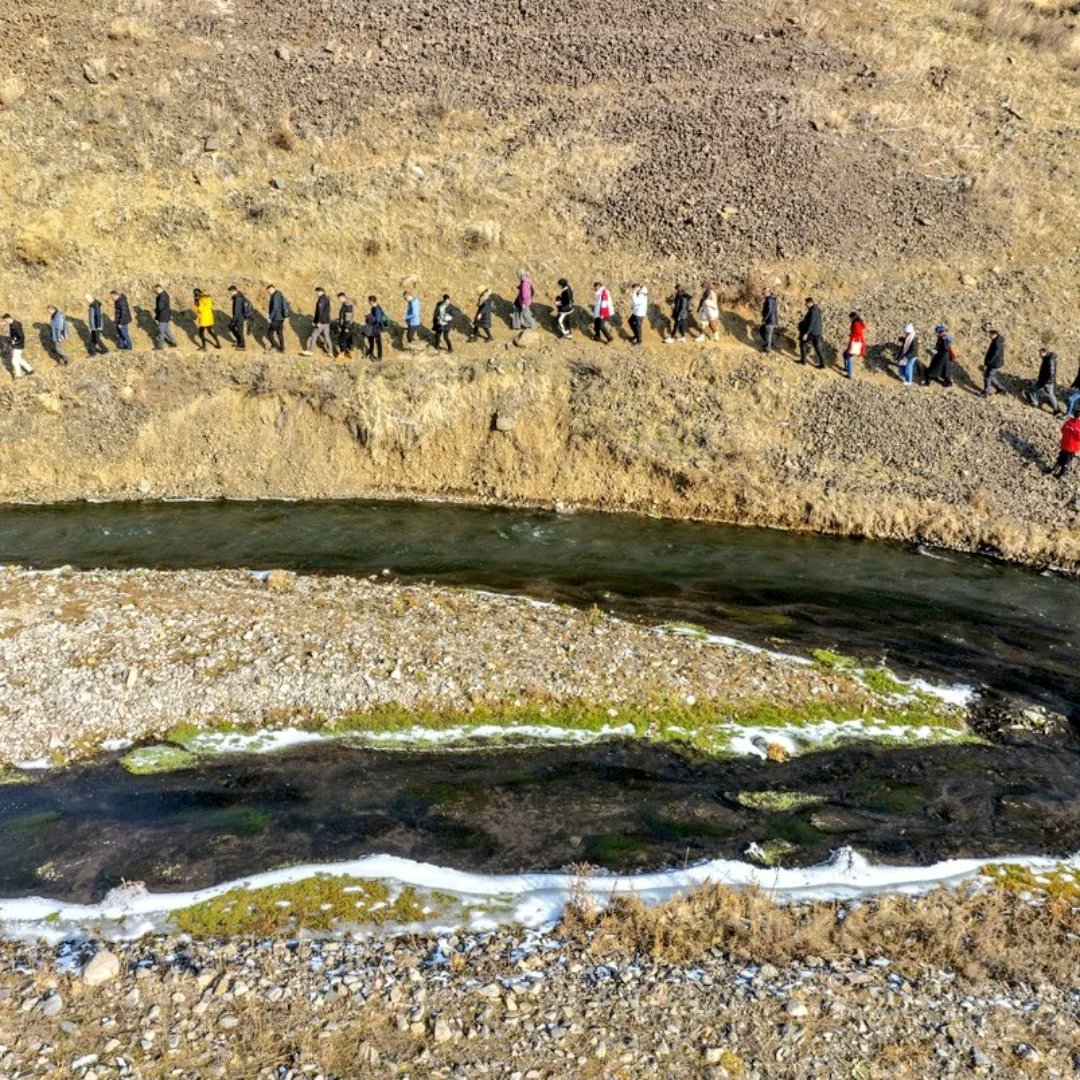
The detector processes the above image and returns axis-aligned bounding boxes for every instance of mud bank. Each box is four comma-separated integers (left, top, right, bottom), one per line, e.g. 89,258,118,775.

1,345,1078,569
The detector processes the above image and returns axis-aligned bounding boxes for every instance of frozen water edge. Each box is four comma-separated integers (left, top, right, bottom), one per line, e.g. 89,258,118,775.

1,847,1076,945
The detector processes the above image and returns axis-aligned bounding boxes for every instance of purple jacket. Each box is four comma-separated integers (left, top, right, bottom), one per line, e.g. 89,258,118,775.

516,277,533,308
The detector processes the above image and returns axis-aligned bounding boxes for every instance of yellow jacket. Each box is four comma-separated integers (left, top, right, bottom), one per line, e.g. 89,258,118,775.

196,295,215,328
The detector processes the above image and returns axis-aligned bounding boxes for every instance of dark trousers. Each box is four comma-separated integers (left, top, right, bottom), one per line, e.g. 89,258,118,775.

268,320,285,352
924,357,953,387
406,325,419,343
761,322,776,352
197,326,221,349
366,332,383,360
1052,450,1075,478
229,318,246,349
593,317,612,343
88,330,108,355
117,324,132,350
434,328,452,352
338,326,354,355
982,368,1005,395
799,334,825,367
473,322,492,341
670,315,687,339
628,314,643,345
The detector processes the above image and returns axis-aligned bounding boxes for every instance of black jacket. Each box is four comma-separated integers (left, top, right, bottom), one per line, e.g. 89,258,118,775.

114,294,131,326
556,286,574,314
268,290,286,322
231,292,246,320
672,290,691,320
337,300,354,327
475,295,493,326
1071,364,1080,392
799,305,822,337
154,291,171,323
9,320,25,350
762,293,779,326
983,336,1005,370
314,294,331,324
433,301,452,330
1036,352,1057,388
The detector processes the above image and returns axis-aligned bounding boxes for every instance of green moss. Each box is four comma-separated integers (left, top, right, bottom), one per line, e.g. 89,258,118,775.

0,809,62,841
172,875,431,937
660,621,710,640
647,812,736,842
0,767,35,786
811,649,856,671
585,833,651,864
982,863,1080,901
766,813,826,846
745,838,798,867
120,745,198,775
734,791,827,813
852,779,925,814
170,805,270,836
858,667,906,696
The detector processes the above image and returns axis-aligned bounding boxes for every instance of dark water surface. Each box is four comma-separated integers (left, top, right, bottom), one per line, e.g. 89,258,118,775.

2,739,1078,903
0,499,1077,714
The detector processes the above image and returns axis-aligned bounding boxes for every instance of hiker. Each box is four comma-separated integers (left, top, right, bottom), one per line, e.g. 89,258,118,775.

1065,360,1080,416
1050,410,1080,479
760,288,779,353
843,311,866,379
923,325,956,388
111,289,133,350
1026,347,1063,415
471,288,494,342
302,287,335,356
695,283,721,342
1,314,33,378
403,292,422,344
797,298,826,368
47,305,71,365
85,294,108,355
592,281,614,343
433,293,454,352
896,323,918,385
554,279,574,339
266,284,287,352
153,285,177,349
513,269,535,331
193,289,221,351
664,284,691,344
336,292,355,358
980,329,1006,397
364,295,387,361
629,284,648,346
227,285,252,349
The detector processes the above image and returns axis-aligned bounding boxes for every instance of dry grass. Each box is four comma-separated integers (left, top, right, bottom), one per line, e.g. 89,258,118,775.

0,77,25,108
562,877,1080,986
107,16,149,43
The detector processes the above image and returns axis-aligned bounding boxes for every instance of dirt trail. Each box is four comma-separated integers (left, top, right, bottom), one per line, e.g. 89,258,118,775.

1,335,1077,569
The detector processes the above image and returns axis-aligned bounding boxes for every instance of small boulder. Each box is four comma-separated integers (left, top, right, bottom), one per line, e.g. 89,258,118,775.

203,135,221,152
265,569,296,591
494,413,515,433
83,58,108,84
765,742,790,763
82,950,121,987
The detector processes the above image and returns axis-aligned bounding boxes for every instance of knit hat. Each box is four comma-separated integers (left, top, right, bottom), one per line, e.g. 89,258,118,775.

934,325,946,334
902,323,915,335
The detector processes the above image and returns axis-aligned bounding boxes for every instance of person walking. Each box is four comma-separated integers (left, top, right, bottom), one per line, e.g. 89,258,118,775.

798,298,826,368
471,288,494,342
153,286,177,349
336,292,356,358
664,284,691,344
1050,409,1080,479
980,329,1006,397
403,292,422,344
923,325,956,388
365,295,387,361
111,289,133,350
1065,359,1080,416
193,289,222,351
266,284,288,352
554,279,574,339
694,283,721,342
592,281,614,343
896,323,918,385
843,311,866,379
433,293,454,352
47,305,71,365
760,288,779,353
1,314,33,378
301,287,335,357
628,284,648,346
85,294,109,355
227,285,251,349
1026,347,1063,415
512,269,535,331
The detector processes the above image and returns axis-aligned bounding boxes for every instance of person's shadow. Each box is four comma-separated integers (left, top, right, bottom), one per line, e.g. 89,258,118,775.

1000,428,1049,471
135,306,158,348
490,292,515,331
31,319,54,355
287,310,307,354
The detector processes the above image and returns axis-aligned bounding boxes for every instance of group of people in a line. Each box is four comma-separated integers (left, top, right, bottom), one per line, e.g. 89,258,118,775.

3,272,1078,478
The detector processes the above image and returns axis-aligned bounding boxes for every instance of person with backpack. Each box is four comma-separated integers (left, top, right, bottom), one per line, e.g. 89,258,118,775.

471,288,494,342
84,294,108,355
266,284,288,352
1,314,33,378
227,285,252,349
1050,409,1080,479
798,298,826,368
554,279,574,339
923,325,956,388
433,294,454,352
628,284,648,346
760,288,779,354
664,284,691,344
1065,360,1080,416
896,323,918,385
1026,347,1063,415
111,289,133,350
513,269,535,331
403,292,422,344
193,289,222,351
592,281,614,343
980,329,1006,397
47,305,71,365
336,292,356,358
152,286,177,349
301,286,335,357
695,283,721,342
843,312,866,379
365,295,388,360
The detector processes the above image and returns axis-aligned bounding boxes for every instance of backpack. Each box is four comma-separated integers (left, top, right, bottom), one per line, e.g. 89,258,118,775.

282,297,292,319
376,306,388,330
242,297,254,321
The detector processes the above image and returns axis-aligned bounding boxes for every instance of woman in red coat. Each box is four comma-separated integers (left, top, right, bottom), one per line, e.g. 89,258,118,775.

844,312,866,379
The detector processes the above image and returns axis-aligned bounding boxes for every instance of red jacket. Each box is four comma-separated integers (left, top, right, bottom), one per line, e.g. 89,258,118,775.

847,319,866,356
1061,417,1080,454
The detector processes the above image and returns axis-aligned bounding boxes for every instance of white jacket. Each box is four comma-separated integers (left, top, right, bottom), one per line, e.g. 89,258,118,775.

631,288,649,318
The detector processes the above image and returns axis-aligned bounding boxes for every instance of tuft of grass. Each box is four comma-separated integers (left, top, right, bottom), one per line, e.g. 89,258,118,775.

0,809,62,842
744,838,799,867
810,648,856,671
0,77,25,108
120,744,198,775
980,862,1080,901
0,767,35,787
734,790,826,813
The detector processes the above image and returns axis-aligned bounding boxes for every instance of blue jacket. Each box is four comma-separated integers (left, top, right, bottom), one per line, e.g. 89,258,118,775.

88,299,104,332
50,309,68,342
404,297,421,327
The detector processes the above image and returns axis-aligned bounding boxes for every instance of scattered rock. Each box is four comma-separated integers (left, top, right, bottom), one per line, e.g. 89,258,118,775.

785,999,809,1019
204,136,221,152
82,58,108,84
265,569,297,591
270,177,285,190
494,412,516,432
82,950,121,987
